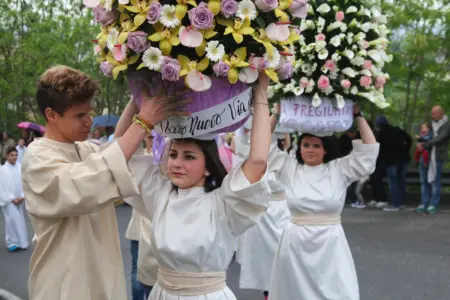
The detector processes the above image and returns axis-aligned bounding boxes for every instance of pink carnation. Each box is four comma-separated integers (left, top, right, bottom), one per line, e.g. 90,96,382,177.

316,33,326,42
363,60,373,70
299,77,309,88
324,60,336,71
341,79,351,89
318,75,330,90
360,76,372,87
335,11,345,22
375,76,386,88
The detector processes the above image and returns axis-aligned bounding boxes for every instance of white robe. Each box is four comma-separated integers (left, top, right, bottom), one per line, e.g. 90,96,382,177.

126,149,271,300
0,162,29,249
22,138,140,300
237,139,291,291
268,140,379,300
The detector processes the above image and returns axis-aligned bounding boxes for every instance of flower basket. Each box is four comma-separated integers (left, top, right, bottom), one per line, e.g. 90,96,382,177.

280,95,354,136
85,0,308,92
270,0,392,110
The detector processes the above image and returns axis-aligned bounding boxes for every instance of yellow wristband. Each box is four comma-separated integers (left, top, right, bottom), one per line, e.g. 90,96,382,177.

132,115,153,134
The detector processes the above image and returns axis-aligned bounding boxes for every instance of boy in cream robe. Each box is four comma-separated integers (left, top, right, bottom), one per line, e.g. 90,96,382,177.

0,147,29,252
22,65,187,300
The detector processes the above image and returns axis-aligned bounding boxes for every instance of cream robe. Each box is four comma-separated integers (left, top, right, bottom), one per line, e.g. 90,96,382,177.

268,141,379,300
126,149,271,300
22,138,140,300
237,137,291,291
138,216,159,286
126,208,142,241
0,162,29,249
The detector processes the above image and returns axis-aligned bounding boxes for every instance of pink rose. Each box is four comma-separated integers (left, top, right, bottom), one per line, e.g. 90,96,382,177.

335,11,345,22
316,33,326,42
360,76,372,87
147,2,161,24
255,0,278,12
341,79,351,89
363,60,373,70
318,75,330,90
93,6,117,26
290,0,309,18
161,57,181,81
188,2,214,30
127,31,148,53
375,76,386,88
324,60,336,71
299,77,309,88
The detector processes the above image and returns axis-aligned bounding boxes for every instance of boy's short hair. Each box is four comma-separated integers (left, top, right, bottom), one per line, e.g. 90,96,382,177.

6,147,18,155
36,65,100,117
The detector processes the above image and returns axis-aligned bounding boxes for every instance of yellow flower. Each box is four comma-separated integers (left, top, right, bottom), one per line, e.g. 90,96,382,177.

264,68,279,82
178,55,210,76
106,52,140,79
148,24,181,56
125,0,151,26
175,0,197,20
118,13,139,44
275,0,292,22
218,18,254,44
223,47,250,84
97,25,114,49
207,0,221,15
252,28,275,56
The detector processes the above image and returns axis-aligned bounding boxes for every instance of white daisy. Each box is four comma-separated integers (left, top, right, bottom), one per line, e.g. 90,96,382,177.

159,5,179,28
236,0,257,20
205,41,225,62
264,48,281,69
142,47,164,70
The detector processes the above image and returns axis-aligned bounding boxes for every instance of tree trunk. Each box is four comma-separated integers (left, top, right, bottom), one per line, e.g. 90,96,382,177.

406,76,422,133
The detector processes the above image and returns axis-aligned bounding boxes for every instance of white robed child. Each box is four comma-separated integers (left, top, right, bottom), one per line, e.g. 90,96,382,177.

0,147,29,252
119,73,272,300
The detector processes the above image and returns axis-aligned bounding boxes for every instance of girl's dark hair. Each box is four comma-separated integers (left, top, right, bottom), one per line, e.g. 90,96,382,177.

295,133,339,164
277,139,285,151
171,138,228,193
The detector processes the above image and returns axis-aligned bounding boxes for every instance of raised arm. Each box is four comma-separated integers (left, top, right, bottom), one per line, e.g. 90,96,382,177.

242,73,271,184
354,105,376,144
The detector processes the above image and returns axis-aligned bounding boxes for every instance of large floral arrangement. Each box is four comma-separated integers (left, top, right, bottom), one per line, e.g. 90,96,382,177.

84,0,309,91
269,0,392,108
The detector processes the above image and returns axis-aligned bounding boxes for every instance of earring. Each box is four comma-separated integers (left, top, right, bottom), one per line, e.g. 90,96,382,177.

205,171,210,176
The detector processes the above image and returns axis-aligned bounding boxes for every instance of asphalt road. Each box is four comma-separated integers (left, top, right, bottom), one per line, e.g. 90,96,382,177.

1,205,450,300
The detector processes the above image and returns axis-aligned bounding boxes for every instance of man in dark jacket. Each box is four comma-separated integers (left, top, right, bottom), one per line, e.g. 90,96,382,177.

416,106,450,214
370,116,412,211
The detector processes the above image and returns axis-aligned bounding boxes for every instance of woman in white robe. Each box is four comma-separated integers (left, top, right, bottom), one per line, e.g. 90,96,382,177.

237,135,290,298
267,105,379,300
118,74,272,300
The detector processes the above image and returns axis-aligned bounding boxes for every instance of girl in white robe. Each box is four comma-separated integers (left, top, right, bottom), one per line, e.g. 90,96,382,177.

267,105,379,300
117,74,273,300
237,135,291,299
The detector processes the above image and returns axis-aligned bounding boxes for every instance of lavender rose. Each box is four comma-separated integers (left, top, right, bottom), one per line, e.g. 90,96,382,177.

100,61,114,77
188,2,214,30
127,31,148,54
147,2,161,24
255,0,278,12
221,0,238,18
276,62,294,80
93,6,117,26
161,57,181,81
213,61,230,77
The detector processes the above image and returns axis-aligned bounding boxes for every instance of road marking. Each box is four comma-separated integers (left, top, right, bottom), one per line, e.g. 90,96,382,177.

0,289,23,300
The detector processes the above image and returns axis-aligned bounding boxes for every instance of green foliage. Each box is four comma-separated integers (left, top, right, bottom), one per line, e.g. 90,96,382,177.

0,0,130,135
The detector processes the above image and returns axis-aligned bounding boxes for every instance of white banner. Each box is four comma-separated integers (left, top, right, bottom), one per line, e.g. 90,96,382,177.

155,87,252,138
281,97,353,122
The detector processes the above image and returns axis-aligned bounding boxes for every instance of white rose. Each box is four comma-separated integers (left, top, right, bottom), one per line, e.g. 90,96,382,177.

330,35,341,47
315,41,327,51
351,86,359,95
332,53,341,61
351,56,364,66
317,3,331,15
343,49,355,59
340,23,348,32
327,21,342,32
342,67,357,78
346,6,358,14
361,22,372,33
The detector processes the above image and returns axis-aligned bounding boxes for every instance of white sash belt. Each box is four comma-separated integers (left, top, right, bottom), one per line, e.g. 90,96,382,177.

291,213,341,225
270,193,286,201
157,267,226,296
